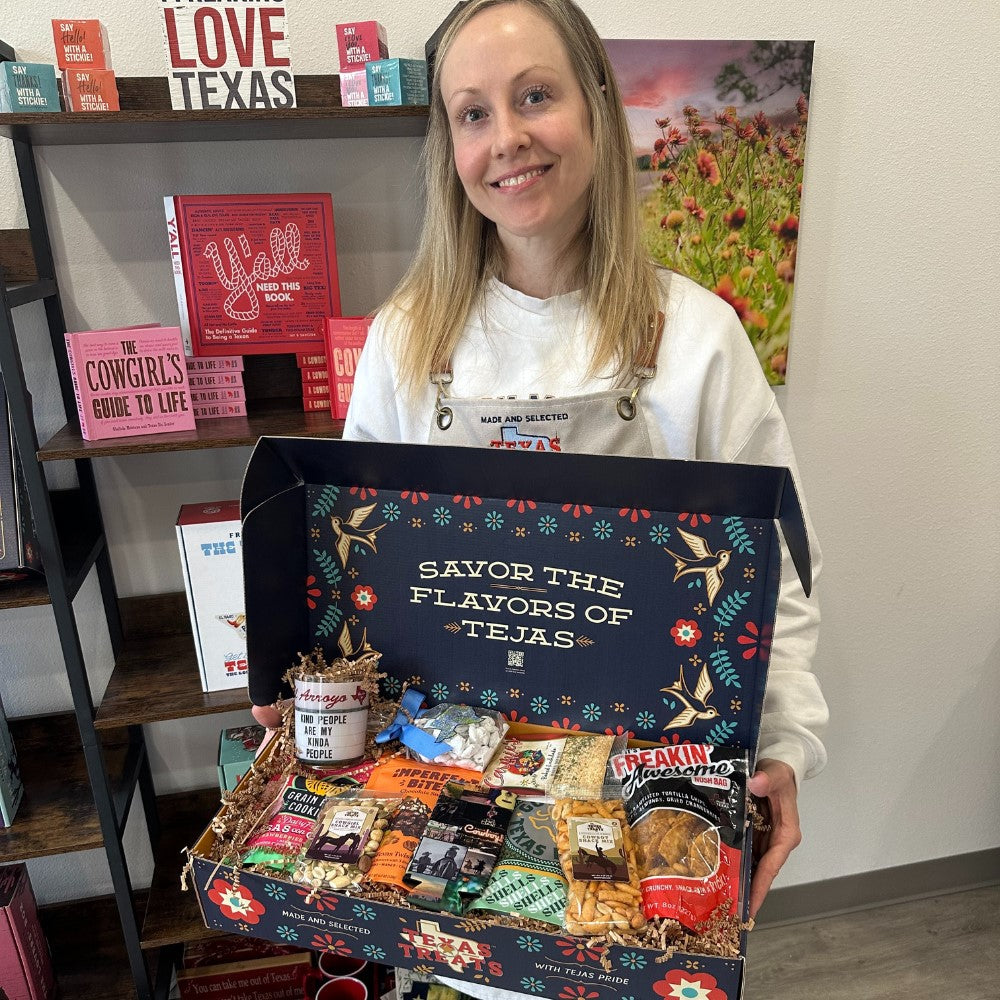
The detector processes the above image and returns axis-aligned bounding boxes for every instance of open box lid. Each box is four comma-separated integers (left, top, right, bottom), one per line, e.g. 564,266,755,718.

242,438,809,757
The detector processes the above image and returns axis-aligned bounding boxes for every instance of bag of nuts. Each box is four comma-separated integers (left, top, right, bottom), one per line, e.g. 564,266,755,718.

293,793,399,894
553,798,646,936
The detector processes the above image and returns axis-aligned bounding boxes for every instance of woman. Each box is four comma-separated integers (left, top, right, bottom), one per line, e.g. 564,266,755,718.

345,0,828,937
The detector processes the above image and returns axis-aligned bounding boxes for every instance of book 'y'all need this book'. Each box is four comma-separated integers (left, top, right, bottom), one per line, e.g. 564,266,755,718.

165,193,341,357
0,63,61,113
325,316,371,420
65,325,196,440
51,19,112,69
176,501,248,691
159,0,296,111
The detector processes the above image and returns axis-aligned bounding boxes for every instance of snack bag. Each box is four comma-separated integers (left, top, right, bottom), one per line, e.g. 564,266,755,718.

549,733,616,799
615,744,748,930
553,798,646,935
482,735,566,793
407,703,508,770
243,775,351,872
470,800,568,926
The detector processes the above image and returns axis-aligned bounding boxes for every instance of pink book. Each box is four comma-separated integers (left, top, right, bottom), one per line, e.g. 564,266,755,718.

0,864,56,1000
324,316,371,420
187,371,243,389
190,387,246,404
194,401,248,419
64,325,196,440
186,356,245,373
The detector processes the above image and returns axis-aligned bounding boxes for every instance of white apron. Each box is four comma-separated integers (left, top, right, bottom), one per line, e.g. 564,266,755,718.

428,314,664,457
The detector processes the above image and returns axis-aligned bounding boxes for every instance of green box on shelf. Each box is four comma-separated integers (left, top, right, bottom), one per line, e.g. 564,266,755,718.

188,438,812,1000
0,63,61,113
366,58,429,106
217,724,266,793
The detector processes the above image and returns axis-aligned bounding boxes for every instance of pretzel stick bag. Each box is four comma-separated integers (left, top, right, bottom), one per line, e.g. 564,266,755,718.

615,744,748,931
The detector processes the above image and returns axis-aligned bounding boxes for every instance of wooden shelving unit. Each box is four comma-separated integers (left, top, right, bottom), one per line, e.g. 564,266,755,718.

0,63,428,999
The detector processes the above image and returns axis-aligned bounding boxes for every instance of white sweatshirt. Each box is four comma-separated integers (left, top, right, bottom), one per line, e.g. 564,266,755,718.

345,269,828,784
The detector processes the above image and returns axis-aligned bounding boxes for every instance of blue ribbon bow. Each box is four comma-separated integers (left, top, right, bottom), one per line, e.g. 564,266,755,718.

375,688,453,760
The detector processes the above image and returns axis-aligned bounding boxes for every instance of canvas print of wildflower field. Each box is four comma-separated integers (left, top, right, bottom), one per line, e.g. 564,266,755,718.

604,40,814,384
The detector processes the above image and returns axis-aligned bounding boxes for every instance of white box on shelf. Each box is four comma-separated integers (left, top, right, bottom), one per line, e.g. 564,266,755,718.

176,500,248,692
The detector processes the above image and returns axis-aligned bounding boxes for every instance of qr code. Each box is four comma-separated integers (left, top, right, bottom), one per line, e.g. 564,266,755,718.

507,650,525,668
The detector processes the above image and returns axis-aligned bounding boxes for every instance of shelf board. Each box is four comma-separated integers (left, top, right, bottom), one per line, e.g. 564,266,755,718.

6,278,56,308
0,487,105,610
40,891,149,1000
95,592,252,729
0,713,129,863
0,104,429,146
38,395,345,461
141,787,224,951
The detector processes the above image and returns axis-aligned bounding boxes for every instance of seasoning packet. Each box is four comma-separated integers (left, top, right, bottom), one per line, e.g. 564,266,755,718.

549,733,617,799
481,735,567,793
292,793,399,894
404,783,517,914
614,744,748,931
553,798,646,935
469,800,567,926
363,755,481,891
242,775,351,872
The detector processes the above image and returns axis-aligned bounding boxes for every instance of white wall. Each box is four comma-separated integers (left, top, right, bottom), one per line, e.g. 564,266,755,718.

1,0,997,905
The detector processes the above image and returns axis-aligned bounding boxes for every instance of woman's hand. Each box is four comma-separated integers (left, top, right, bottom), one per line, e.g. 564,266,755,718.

747,757,801,918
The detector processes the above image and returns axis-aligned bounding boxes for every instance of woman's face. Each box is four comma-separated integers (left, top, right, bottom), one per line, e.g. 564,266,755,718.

439,3,595,257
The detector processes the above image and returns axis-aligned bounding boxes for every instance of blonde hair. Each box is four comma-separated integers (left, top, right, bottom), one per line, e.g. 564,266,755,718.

387,0,661,394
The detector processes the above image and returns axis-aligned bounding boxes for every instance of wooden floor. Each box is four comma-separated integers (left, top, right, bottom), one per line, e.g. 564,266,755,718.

745,885,999,1000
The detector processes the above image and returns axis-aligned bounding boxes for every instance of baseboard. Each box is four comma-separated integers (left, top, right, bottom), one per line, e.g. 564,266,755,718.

755,846,1000,927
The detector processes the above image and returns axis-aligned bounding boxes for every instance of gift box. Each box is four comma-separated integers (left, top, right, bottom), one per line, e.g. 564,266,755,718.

188,438,811,1000
336,21,389,72
218,724,266,792
0,864,56,1000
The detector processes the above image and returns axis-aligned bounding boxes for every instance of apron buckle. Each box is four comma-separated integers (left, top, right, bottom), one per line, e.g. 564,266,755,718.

616,363,655,421
430,371,454,431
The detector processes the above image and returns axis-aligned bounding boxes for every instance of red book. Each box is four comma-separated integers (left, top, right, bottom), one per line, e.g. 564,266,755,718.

64,325,195,440
164,193,340,357
295,351,326,367
301,396,329,412
324,316,371,420
51,19,111,70
61,69,119,111
0,864,56,1000
301,382,330,398
299,364,329,383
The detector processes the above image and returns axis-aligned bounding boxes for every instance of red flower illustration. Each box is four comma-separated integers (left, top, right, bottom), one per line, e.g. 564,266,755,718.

605,725,635,739
350,585,377,611
296,887,338,912
349,486,377,500
737,620,771,660
505,709,528,723
678,512,712,528
551,718,582,732
561,503,594,518
207,880,265,925
311,934,352,955
400,490,429,505
306,575,322,610
618,507,651,523
506,498,537,514
661,211,686,230
555,939,606,963
660,731,694,746
453,494,482,509
661,170,678,186
671,620,702,647
560,988,600,1000
653,968,728,1000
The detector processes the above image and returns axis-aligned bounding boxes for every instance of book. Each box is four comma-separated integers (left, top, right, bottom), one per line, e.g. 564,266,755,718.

61,69,120,111
64,326,196,440
0,63,61,113
324,316,370,420
190,387,246,404
159,0,296,111
194,401,248,419
165,193,341,357
301,396,329,412
187,355,244,372
301,382,330,399
0,689,23,827
176,501,248,691
299,364,329,384
0,865,56,1000
217,724,265,792
187,371,243,388
336,21,388,71
51,19,112,70
0,375,42,575
295,351,326,368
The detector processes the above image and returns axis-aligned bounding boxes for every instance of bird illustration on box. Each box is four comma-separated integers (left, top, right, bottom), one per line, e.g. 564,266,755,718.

217,612,246,638
661,663,719,729
330,503,385,568
662,528,731,606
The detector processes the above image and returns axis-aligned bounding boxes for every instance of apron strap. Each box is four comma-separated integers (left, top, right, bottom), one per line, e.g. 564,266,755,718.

430,359,454,431
617,311,665,421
